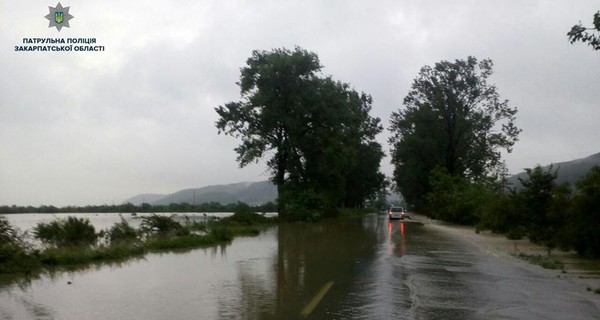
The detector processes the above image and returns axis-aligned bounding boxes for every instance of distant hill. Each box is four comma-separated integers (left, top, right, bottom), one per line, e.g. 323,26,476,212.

126,194,166,205
126,181,277,206
507,152,600,189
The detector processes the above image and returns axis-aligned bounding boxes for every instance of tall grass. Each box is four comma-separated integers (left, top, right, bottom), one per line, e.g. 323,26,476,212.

0,216,39,274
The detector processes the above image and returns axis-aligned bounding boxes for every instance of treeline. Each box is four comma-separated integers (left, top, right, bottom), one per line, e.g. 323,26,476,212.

0,201,277,214
426,166,600,258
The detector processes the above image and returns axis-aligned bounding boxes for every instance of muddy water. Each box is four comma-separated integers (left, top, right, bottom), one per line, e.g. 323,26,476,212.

1,214,599,319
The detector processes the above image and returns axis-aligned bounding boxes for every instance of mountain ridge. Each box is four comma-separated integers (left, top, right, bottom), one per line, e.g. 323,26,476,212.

507,152,600,189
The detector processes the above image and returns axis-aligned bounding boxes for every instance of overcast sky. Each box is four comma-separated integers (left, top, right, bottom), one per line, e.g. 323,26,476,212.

1,1,599,206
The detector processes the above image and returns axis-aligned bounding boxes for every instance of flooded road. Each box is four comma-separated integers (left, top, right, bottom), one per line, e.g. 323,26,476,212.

1,214,599,319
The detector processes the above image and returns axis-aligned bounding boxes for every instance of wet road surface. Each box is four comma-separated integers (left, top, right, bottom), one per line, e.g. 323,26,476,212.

308,215,600,319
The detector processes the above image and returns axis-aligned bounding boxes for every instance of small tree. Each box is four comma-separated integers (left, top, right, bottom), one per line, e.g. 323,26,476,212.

570,166,600,258
517,165,567,253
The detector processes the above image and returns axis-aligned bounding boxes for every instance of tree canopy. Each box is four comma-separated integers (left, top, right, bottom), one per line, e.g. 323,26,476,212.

568,11,600,50
389,57,520,209
216,47,384,218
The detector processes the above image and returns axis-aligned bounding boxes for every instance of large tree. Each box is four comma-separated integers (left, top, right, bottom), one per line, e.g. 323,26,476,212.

284,77,384,209
568,11,600,50
389,57,520,209
216,47,384,216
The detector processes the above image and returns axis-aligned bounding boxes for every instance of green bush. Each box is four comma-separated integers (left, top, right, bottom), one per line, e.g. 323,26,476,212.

222,204,270,225
140,214,182,233
426,167,489,225
34,216,97,247
278,187,330,222
0,216,17,244
0,216,30,247
506,227,525,240
108,218,138,243
478,190,543,242
0,217,40,274
0,242,40,274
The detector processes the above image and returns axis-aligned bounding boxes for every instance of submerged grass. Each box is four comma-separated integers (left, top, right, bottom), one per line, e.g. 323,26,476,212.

145,233,226,251
39,243,146,267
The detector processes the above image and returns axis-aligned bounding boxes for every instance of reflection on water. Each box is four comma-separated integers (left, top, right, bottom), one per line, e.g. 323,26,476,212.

231,218,378,320
387,220,407,257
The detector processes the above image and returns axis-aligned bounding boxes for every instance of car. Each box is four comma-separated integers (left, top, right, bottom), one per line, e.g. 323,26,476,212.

388,206,405,220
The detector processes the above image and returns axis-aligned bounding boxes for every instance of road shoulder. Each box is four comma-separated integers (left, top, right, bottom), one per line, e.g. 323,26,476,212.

410,213,600,296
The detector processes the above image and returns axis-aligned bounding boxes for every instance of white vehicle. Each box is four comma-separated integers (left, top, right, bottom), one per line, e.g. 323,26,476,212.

388,206,405,220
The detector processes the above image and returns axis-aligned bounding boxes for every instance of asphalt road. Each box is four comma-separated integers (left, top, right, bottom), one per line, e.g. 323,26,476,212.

305,215,600,319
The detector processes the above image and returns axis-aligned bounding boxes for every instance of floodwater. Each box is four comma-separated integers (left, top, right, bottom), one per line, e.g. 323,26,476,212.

1,213,599,319
1,212,273,233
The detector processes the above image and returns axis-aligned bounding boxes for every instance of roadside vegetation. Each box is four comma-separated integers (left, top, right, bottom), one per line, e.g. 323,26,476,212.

0,205,275,279
513,252,565,270
387,54,600,260
422,165,600,259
